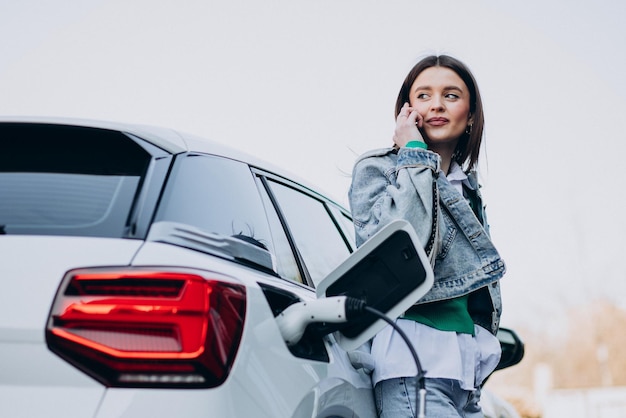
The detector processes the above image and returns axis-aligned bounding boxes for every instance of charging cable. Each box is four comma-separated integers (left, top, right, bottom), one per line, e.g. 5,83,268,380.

277,295,427,418
362,304,427,418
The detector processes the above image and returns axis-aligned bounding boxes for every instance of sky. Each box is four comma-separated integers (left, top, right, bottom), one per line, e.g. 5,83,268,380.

2,0,625,334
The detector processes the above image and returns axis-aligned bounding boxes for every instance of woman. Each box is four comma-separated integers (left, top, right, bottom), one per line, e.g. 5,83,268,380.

349,55,506,417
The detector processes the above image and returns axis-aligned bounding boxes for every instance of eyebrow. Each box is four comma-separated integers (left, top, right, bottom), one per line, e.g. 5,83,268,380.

412,85,464,92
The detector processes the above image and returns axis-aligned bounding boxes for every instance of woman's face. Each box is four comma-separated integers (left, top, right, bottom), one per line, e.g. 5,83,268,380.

409,66,472,148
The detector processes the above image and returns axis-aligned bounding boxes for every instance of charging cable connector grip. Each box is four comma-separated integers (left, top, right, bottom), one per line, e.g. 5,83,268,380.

276,296,351,346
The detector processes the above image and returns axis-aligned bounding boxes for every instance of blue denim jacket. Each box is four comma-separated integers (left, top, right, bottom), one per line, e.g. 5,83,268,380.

349,146,506,334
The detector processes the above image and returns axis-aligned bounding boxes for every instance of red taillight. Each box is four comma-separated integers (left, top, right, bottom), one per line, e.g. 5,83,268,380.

46,268,246,388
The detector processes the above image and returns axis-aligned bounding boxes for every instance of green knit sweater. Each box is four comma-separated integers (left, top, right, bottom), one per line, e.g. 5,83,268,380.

401,294,475,335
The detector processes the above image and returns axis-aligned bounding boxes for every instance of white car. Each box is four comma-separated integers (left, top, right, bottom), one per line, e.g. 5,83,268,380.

0,117,523,417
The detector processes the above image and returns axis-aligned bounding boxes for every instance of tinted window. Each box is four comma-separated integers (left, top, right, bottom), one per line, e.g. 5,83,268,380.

155,154,273,255
257,181,304,284
0,124,152,237
267,180,351,287
329,205,356,251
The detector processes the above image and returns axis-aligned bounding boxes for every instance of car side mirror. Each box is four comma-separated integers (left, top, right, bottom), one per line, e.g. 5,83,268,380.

495,327,525,371
315,219,434,351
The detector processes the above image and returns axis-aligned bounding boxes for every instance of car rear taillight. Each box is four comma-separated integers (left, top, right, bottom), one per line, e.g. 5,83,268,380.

46,268,246,388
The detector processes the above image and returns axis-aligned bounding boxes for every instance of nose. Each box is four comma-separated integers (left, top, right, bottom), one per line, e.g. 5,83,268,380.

430,94,444,111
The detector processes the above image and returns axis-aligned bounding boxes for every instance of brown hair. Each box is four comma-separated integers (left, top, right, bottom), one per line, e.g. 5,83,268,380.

395,55,484,171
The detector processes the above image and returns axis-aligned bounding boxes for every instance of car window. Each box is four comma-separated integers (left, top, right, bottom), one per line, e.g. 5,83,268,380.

266,180,351,287
256,180,304,284
155,153,274,257
328,204,356,251
0,123,153,237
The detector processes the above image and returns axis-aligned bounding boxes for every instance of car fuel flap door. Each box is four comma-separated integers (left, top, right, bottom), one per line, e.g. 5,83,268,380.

315,219,434,351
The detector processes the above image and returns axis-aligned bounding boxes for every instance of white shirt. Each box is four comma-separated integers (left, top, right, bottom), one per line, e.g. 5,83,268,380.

446,160,472,196
370,321,501,390
370,162,501,390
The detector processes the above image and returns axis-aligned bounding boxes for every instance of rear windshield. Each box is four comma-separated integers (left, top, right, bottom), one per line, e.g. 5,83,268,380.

0,123,152,237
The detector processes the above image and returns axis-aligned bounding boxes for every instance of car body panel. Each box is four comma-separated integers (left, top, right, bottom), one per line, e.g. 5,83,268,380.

128,240,376,417
0,236,143,417
0,341,104,418
0,236,142,332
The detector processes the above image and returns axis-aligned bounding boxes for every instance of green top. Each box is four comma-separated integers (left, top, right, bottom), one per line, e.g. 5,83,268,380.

401,294,475,335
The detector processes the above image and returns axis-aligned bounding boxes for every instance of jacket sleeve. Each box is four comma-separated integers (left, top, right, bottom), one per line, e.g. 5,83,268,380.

348,147,441,250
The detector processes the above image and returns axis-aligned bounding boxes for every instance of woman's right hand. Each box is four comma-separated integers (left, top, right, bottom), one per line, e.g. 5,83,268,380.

393,102,424,148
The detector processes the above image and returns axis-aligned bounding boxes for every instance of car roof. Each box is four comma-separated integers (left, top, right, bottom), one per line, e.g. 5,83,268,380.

0,115,343,207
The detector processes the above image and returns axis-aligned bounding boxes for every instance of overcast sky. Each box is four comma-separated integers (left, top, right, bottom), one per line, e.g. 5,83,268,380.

2,0,625,334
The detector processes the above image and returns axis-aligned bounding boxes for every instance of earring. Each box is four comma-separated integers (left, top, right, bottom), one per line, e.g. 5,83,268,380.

465,123,473,135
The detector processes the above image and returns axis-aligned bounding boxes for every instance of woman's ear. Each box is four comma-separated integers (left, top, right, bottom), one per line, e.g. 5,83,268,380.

465,114,474,135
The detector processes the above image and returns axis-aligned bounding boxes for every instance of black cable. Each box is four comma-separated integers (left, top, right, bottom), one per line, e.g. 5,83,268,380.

344,297,427,418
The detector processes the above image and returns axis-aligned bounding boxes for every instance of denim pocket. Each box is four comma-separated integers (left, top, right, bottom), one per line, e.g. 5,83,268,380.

436,209,456,260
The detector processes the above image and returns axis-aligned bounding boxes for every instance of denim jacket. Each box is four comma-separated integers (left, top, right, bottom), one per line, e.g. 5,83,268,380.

348,146,506,334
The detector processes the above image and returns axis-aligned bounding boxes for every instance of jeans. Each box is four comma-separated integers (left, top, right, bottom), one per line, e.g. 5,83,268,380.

374,377,483,418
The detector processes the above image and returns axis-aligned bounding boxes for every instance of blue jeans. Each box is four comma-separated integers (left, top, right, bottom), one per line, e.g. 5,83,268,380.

374,377,484,418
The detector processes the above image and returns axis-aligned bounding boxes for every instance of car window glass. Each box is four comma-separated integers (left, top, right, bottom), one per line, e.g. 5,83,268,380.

256,180,303,284
329,205,356,251
1,173,137,234
155,154,274,258
0,124,150,237
267,180,351,287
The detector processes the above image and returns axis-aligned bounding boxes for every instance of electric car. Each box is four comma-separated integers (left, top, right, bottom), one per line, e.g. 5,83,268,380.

0,117,522,417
